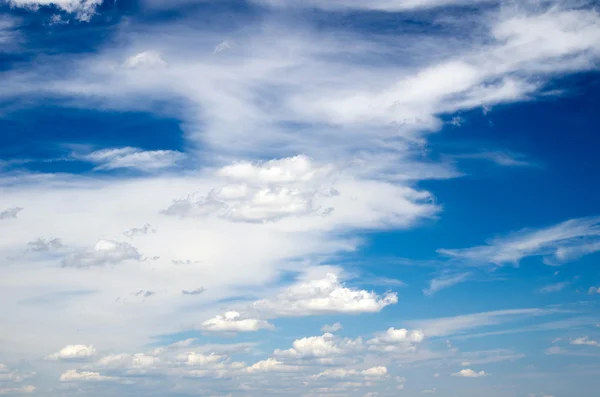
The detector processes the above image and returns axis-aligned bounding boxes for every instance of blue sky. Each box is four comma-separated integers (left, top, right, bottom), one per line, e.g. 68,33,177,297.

1,1,600,396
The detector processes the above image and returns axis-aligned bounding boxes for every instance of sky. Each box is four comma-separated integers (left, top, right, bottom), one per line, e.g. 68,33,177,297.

0,0,600,396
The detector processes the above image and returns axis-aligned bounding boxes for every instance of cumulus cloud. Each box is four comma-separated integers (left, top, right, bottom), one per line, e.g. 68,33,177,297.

246,358,298,373
202,273,398,333
452,368,487,377
368,328,425,348
200,311,273,333
59,369,114,382
0,207,22,220
79,147,184,171
274,333,362,359
251,273,398,317
438,216,600,267
8,0,102,21
47,344,96,361
61,240,141,268
163,155,337,223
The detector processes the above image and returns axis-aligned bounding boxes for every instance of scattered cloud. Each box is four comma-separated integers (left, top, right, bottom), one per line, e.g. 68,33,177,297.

78,147,184,171
452,368,488,378
201,311,273,333
47,345,96,361
570,337,600,347
7,0,102,22
123,224,155,238
438,216,600,267
61,240,141,268
123,50,167,68
589,286,600,294
59,369,114,382
0,385,35,395
0,207,22,220
27,237,63,252
321,323,343,333
538,281,570,294
423,272,471,295
182,288,206,296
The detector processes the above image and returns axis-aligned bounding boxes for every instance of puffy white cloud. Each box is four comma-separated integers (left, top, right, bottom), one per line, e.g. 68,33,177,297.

246,358,297,373
275,333,362,359
200,311,273,333
321,322,343,333
202,273,398,333
8,0,102,21
0,207,22,220
452,368,487,378
131,353,159,368
79,147,184,171
182,352,224,366
570,337,600,347
252,272,398,317
47,344,96,361
60,369,114,381
589,286,600,294
311,366,387,379
61,240,141,268
438,216,600,267
368,328,425,346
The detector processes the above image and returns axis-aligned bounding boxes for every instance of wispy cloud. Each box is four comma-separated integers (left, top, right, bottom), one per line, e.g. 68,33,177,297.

438,216,600,267
537,281,571,294
423,272,471,295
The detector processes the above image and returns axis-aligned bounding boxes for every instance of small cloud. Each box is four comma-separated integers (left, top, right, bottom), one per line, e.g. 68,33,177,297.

61,240,141,268
538,281,570,294
182,288,206,296
135,290,155,298
201,311,273,333
60,369,114,382
321,322,343,333
0,207,23,220
452,369,487,378
570,337,600,347
422,388,437,394
589,286,600,294
449,116,464,127
27,238,63,253
214,40,231,54
77,147,184,171
123,51,167,69
47,345,96,361
124,224,156,238
423,272,471,295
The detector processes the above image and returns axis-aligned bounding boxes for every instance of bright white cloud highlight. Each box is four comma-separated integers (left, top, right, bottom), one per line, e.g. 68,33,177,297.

60,369,114,381
80,147,184,171
453,368,487,377
47,344,96,360
61,240,141,268
8,0,102,21
200,311,273,333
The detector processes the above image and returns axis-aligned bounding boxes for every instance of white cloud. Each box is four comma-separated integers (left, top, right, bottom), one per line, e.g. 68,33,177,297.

59,369,114,382
311,366,387,379
123,224,155,238
123,51,167,69
246,358,298,373
538,281,570,294
423,272,471,295
253,0,495,12
0,386,35,395
454,151,534,167
251,273,398,317
368,328,425,346
275,333,362,359
200,311,273,333
589,286,600,294
407,308,558,337
182,352,224,366
0,207,22,220
47,344,96,361
61,240,141,268
321,322,343,333
570,337,600,347
452,368,487,378
79,147,184,171
438,216,600,267
8,0,102,21
27,237,63,252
